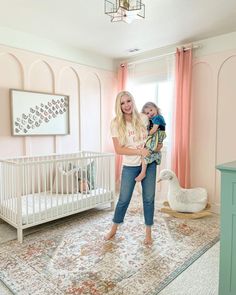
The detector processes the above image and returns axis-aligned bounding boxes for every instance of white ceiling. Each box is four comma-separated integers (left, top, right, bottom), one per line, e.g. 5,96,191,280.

0,0,236,59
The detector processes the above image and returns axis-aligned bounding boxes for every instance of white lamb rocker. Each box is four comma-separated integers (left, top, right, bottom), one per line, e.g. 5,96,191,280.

157,169,211,219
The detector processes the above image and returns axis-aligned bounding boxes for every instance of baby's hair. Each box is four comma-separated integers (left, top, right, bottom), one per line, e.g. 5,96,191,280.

142,102,161,115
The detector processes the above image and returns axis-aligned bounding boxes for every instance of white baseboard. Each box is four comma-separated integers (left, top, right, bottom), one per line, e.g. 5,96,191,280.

210,203,220,214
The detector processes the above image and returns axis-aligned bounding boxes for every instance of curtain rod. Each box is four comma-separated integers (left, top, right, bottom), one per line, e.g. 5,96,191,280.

126,44,201,66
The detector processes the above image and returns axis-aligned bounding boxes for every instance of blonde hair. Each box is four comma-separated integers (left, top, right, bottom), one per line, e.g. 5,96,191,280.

142,102,161,115
111,91,146,146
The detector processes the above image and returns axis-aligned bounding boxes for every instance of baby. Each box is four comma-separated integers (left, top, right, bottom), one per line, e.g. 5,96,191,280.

135,102,166,182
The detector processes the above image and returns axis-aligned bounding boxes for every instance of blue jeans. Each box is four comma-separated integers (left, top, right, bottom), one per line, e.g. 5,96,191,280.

113,161,157,226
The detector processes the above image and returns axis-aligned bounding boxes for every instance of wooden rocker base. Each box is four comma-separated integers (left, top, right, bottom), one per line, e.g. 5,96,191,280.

160,201,212,219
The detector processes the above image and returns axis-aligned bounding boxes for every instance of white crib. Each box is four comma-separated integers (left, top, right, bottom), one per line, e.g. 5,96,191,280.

0,151,115,242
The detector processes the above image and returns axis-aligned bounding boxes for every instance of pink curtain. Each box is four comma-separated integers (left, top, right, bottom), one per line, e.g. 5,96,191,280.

115,63,128,185
172,48,192,188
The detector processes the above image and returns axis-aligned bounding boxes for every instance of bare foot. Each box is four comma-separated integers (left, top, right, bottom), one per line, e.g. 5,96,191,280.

135,173,146,182
144,237,153,246
104,224,118,241
104,230,116,240
144,226,153,246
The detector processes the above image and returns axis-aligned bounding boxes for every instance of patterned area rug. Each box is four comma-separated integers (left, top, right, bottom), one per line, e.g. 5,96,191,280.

0,197,219,295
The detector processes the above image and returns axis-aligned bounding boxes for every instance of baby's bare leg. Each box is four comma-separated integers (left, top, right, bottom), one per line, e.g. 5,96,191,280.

154,143,163,152
135,158,147,182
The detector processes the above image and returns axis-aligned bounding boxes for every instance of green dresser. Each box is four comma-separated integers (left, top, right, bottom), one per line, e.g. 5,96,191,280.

217,161,236,295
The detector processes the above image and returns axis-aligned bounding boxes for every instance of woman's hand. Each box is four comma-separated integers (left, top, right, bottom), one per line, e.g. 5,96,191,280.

112,138,152,157
138,148,150,157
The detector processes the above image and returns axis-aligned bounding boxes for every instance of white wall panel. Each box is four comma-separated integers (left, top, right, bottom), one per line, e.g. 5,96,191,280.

28,60,55,155
191,52,236,212
190,62,216,206
0,53,25,156
58,67,80,153
215,55,236,206
0,44,116,159
80,73,101,152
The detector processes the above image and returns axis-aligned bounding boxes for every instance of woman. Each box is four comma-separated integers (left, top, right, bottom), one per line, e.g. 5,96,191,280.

105,91,159,245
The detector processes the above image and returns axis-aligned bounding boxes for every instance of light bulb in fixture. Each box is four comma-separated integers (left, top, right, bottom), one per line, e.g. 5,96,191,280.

105,0,145,23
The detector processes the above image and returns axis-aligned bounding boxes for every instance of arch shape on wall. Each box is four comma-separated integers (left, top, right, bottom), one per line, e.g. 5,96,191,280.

215,54,236,164
93,72,102,151
0,52,24,86
0,52,25,156
215,54,236,203
28,59,55,91
27,59,55,155
80,72,102,152
58,66,81,151
192,60,213,72
99,75,117,152
191,61,215,202
217,54,236,75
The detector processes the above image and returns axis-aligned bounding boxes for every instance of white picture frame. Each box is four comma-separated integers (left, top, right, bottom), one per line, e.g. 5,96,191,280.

10,89,70,136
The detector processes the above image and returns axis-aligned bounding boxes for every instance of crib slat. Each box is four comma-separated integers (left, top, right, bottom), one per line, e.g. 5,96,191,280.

26,161,30,224
0,151,116,242
44,162,47,219
71,159,75,212
35,162,42,220
56,161,59,217
17,165,23,241
50,160,53,218
32,163,36,224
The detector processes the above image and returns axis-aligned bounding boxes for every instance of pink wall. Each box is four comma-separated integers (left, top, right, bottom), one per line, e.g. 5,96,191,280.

0,45,117,157
2,43,235,213
190,49,236,212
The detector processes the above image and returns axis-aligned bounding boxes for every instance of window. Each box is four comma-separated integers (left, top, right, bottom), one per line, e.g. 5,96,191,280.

127,57,175,168
128,80,174,147
130,82,157,112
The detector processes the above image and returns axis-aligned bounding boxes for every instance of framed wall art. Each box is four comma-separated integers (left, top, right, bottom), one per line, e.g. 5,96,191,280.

10,89,70,136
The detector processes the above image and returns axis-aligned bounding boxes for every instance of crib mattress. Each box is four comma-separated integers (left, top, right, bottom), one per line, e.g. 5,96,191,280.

0,188,112,225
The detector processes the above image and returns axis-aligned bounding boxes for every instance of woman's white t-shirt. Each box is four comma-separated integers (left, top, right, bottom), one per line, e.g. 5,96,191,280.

110,113,149,166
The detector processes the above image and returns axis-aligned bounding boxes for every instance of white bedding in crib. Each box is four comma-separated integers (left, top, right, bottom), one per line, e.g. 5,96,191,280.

0,188,112,225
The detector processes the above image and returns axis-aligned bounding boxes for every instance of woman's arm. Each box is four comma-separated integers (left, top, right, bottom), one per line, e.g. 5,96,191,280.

112,138,150,157
149,124,159,135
